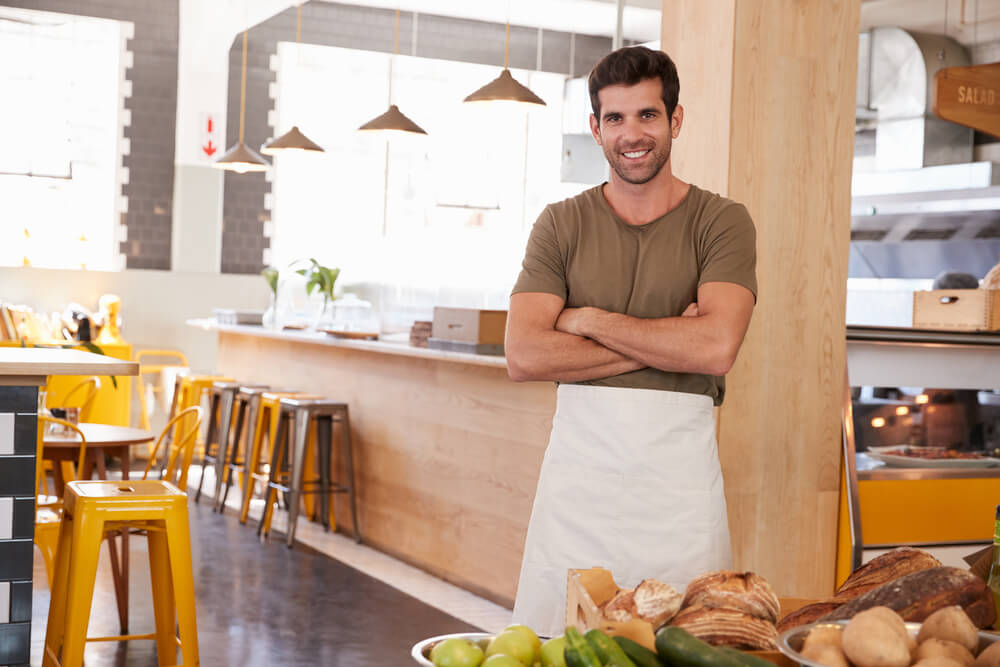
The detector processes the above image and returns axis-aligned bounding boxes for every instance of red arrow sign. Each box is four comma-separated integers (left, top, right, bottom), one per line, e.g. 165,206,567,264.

207,117,213,134
202,140,217,157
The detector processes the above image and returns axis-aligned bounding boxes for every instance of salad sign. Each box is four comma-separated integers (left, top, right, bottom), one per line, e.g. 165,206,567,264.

932,62,1000,139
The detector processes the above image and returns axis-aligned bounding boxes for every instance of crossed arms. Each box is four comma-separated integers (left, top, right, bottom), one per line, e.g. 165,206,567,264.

505,281,755,383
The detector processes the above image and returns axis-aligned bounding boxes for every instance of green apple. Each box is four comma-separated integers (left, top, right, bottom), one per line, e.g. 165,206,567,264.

482,656,523,667
485,630,535,666
430,637,485,667
539,636,567,667
503,624,542,663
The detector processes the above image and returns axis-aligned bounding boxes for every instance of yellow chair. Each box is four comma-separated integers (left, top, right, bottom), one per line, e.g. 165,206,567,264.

35,417,88,588
42,480,200,667
142,406,202,491
134,349,189,433
49,376,101,422
164,374,232,463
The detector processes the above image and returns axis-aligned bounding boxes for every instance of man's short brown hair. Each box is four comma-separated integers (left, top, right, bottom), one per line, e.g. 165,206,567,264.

588,46,679,124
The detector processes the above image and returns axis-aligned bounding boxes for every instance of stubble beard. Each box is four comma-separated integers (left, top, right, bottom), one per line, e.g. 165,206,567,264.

605,140,672,186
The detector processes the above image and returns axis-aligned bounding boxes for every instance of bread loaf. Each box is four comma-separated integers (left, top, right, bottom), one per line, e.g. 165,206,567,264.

668,606,778,650
776,602,843,634
681,571,780,623
820,567,996,629
834,547,942,603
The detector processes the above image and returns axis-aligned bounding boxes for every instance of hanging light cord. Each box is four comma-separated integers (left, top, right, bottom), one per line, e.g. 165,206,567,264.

394,8,400,55
504,22,510,68
238,29,248,144
297,3,302,44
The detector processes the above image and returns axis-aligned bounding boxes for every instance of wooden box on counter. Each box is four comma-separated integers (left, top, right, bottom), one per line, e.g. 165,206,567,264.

431,307,507,344
913,289,1000,332
566,568,813,667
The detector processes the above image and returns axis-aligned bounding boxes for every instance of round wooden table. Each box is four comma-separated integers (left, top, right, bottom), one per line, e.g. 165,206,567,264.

43,422,155,634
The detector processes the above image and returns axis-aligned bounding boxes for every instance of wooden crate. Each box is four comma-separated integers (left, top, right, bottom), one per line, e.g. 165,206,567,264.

913,289,1000,332
566,568,813,667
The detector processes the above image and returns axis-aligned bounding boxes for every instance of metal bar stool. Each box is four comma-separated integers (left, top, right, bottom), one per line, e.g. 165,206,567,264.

43,480,199,667
216,385,272,513
236,390,321,525
258,397,361,547
162,374,232,476
199,381,268,506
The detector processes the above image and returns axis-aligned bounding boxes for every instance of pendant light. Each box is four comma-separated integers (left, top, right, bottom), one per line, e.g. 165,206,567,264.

463,21,546,107
262,4,325,155
357,9,427,136
214,29,269,173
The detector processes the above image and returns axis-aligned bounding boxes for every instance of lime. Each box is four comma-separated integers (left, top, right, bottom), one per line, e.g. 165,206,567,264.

430,637,485,667
503,625,542,663
539,636,567,667
482,656,523,667
485,630,535,666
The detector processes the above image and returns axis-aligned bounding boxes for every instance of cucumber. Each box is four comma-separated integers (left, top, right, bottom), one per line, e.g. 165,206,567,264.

654,627,746,667
612,636,665,667
583,629,637,667
717,646,778,667
564,627,602,667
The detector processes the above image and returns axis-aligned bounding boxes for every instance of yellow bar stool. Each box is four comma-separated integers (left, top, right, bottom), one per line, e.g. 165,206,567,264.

163,374,232,473
43,480,199,667
237,390,320,525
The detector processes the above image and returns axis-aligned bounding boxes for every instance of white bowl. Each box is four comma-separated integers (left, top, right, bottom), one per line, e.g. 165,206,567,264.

778,619,1000,666
411,632,493,665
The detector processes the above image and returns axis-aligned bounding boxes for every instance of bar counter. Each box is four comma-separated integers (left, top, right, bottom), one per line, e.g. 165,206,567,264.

188,320,554,607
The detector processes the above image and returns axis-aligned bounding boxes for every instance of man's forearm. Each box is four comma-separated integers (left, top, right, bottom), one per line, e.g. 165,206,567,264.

576,310,736,376
506,329,644,382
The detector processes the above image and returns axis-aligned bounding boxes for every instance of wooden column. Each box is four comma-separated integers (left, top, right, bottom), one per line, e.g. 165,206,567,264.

662,0,860,598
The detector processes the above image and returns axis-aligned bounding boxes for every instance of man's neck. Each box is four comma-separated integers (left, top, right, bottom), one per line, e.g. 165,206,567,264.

602,170,690,226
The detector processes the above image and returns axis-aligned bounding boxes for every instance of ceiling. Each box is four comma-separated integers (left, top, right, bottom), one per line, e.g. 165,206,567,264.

861,0,1000,46
315,0,663,43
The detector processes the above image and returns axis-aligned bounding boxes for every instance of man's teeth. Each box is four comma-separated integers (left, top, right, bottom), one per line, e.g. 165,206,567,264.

624,150,650,158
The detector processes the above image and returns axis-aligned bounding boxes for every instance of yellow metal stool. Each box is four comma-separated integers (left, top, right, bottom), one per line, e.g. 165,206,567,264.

237,390,320,525
163,374,231,473
43,480,199,667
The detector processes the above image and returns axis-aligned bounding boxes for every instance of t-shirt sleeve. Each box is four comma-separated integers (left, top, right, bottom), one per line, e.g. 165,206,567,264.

698,203,758,301
511,207,568,300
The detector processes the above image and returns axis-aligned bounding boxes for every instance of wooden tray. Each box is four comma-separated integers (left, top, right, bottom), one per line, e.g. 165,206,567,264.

566,568,815,667
913,289,1000,332
318,329,379,340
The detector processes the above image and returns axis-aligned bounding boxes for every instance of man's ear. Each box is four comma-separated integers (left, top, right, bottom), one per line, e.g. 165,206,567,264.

589,113,601,145
671,104,684,139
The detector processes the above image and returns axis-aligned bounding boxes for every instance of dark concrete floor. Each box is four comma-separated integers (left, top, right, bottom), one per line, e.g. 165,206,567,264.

31,502,482,666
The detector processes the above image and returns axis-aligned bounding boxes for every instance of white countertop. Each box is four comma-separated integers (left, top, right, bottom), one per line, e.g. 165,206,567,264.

0,348,138,377
187,319,509,370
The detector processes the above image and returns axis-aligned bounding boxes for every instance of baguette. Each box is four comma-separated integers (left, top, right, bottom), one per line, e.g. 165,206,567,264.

834,547,942,603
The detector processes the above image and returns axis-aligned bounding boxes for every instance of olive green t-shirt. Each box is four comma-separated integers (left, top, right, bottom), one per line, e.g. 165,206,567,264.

511,184,757,405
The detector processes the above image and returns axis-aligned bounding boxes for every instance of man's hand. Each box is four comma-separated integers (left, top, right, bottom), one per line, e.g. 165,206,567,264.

554,307,595,337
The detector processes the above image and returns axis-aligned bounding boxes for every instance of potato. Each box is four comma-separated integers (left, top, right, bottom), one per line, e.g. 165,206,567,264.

843,607,912,667
802,643,850,667
914,638,975,667
918,606,980,653
803,625,844,651
973,642,1000,667
913,658,965,667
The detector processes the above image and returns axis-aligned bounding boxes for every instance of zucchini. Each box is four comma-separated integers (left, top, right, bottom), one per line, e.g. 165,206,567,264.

613,636,665,667
564,627,602,667
717,647,778,667
584,629,637,667
654,627,745,667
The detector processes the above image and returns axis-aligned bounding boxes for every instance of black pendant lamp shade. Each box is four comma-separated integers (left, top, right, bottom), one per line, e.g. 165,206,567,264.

261,125,325,154
358,104,427,135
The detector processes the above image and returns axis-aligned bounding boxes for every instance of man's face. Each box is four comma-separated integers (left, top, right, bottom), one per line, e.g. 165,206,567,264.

590,78,681,186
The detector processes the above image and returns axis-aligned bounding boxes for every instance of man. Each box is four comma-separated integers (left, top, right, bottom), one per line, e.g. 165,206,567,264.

506,46,757,636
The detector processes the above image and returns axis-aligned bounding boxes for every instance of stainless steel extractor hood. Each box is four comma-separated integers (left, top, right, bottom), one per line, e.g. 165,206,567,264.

851,27,1000,279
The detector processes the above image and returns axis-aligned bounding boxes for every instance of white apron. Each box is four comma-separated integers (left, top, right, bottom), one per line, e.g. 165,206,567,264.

512,383,732,637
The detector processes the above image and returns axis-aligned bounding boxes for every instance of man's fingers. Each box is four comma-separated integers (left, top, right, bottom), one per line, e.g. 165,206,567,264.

682,302,699,317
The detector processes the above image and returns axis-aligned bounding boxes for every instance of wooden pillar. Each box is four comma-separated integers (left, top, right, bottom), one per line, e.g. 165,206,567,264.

662,0,860,598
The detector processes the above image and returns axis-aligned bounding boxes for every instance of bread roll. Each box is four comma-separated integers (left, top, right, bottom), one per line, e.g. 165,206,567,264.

668,606,778,650
681,571,780,623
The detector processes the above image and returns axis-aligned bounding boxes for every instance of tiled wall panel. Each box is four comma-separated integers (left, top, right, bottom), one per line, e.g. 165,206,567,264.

0,386,35,666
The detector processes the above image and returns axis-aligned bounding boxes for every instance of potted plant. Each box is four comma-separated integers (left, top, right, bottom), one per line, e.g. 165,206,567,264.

293,258,340,329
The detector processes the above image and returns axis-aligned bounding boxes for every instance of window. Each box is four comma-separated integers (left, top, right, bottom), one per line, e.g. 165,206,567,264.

269,42,588,292
0,9,126,270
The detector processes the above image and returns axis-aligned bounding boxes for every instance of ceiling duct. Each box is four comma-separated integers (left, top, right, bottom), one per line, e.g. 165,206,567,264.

858,27,973,170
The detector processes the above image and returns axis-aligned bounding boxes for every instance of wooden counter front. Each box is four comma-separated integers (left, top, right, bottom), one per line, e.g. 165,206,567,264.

211,326,555,607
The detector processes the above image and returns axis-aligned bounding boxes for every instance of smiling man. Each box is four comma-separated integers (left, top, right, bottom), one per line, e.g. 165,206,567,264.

506,46,758,636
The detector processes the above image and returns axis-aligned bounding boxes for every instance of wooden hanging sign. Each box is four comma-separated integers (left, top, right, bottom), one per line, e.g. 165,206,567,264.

932,62,1000,138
